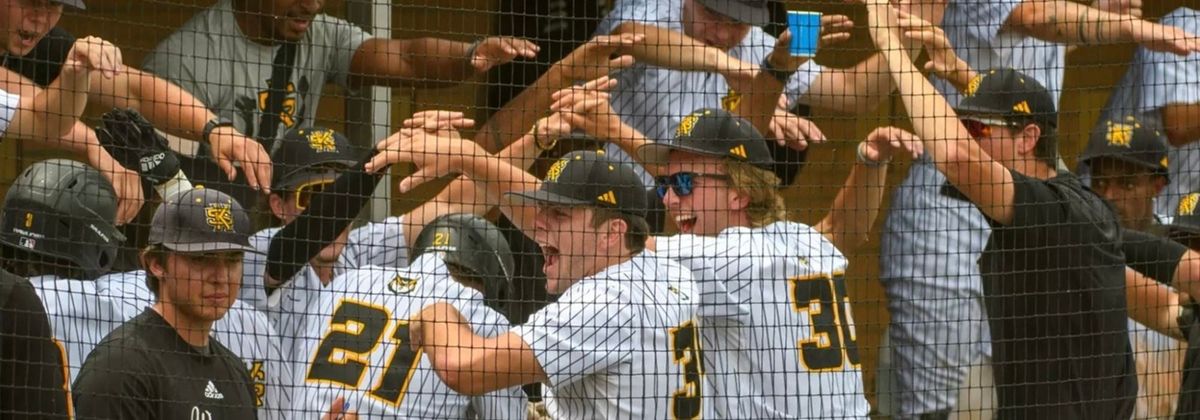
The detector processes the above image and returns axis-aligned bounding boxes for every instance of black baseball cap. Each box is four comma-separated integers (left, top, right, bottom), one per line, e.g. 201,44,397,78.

505,150,649,218
54,0,85,9
956,68,1057,130
697,0,769,26
1080,115,1170,179
271,126,361,191
148,188,257,254
639,108,775,172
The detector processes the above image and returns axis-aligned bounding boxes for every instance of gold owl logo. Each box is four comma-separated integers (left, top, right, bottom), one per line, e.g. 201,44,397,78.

1106,121,1134,148
545,158,569,183
388,275,419,294
249,361,267,407
721,88,742,111
676,112,702,137
204,203,234,232
1180,193,1199,216
307,129,337,153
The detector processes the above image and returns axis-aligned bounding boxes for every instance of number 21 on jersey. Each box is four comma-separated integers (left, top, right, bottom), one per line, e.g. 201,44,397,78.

306,299,423,407
790,273,862,371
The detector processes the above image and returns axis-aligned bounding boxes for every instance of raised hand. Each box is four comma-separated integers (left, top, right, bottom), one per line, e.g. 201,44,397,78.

207,126,273,193
63,36,124,79
862,126,924,163
897,10,975,90
769,109,826,151
471,37,540,73
1130,20,1200,56
557,33,645,83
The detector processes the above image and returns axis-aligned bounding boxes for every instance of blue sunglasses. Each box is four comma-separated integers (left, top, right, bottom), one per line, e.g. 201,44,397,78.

655,172,732,198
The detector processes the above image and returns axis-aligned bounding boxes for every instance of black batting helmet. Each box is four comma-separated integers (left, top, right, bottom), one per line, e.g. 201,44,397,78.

0,159,125,279
411,213,515,313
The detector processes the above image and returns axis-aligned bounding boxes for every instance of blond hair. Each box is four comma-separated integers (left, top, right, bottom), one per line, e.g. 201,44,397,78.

723,160,785,227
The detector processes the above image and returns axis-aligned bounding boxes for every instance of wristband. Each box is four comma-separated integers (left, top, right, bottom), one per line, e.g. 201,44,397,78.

202,117,233,144
154,170,194,200
856,141,890,168
762,54,798,85
465,38,485,66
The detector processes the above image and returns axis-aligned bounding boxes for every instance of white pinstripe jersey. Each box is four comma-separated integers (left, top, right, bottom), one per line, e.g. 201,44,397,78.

339,216,410,270
293,254,525,419
511,251,707,419
29,275,131,384
656,221,869,418
93,271,289,420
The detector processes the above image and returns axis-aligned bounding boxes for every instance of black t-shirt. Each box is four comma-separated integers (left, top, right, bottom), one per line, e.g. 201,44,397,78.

1179,301,1200,419
71,309,256,419
2,27,74,87
980,170,1136,418
0,269,70,419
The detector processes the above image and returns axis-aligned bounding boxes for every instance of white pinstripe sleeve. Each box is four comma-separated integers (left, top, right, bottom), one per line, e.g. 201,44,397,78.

339,216,409,269
0,89,19,138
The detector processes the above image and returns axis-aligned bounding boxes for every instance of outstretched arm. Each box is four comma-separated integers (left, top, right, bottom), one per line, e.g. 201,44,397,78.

1006,0,1200,55
815,127,923,252
866,1,1017,224
410,302,547,396
348,37,538,89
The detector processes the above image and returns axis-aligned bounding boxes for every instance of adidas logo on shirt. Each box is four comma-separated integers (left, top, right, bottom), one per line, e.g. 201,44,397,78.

204,381,224,400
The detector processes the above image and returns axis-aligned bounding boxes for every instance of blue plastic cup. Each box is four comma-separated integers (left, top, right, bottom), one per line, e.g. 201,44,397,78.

787,11,823,57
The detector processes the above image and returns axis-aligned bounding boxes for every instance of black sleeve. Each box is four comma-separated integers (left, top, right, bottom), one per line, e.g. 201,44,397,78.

0,272,70,419
71,345,155,420
992,170,1064,228
1122,228,1189,286
3,27,75,87
267,151,383,284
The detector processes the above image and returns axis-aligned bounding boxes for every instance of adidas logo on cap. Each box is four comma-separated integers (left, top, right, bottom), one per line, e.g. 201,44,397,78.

204,381,224,400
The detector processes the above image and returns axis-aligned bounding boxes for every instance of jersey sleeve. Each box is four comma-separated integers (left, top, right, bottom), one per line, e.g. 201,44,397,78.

511,281,637,388
1122,228,1188,285
471,386,528,420
596,0,680,33
72,345,156,419
0,89,20,141
316,15,372,89
657,235,753,323
0,274,71,418
998,170,1068,227
948,0,1021,46
1138,8,1200,113
340,217,409,270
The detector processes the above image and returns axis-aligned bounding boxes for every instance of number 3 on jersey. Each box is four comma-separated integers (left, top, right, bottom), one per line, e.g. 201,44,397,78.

306,300,423,407
670,320,704,420
790,273,861,371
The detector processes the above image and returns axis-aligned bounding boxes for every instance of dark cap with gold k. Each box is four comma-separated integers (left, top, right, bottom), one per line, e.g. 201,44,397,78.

505,150,648,219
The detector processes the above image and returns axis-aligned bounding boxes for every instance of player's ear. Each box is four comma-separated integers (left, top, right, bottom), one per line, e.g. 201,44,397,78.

141,249,167,278
268,193,288,221
605,217,629,250
1016,123,1042,156
726,188,750,211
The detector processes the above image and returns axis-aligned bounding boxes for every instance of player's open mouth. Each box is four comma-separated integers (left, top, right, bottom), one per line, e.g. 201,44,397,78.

540,243,560,272
16,30,37,48
675,215,698,233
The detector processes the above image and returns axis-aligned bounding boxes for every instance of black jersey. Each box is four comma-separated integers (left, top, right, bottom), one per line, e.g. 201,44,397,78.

71,308,257,419
0,268,71,419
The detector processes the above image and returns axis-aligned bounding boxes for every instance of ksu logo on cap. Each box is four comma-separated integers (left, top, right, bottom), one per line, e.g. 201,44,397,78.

1106,121,1134,148
307,129,337,153
204,203,234,232
1180,193,1199,217
676,111,706,137
545,158,569,183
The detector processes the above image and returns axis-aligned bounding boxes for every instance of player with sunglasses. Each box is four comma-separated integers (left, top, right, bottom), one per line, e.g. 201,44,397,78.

547,74,921,415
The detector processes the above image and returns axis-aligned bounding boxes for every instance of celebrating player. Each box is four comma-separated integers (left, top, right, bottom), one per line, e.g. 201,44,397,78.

367,135,702,417
295,213,524,418
864,2,1200,416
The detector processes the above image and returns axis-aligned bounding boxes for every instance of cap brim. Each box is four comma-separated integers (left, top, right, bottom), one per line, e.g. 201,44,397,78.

274,172,340,191
1079,153,1168,177
54,0,85,9
953,103,1009,119
504,190,592,208
637,142,726,167
161,242,262,254
698,0,769,25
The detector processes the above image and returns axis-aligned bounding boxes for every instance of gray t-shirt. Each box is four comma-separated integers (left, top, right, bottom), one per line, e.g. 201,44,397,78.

143,0,371,144
1091,8,1200,217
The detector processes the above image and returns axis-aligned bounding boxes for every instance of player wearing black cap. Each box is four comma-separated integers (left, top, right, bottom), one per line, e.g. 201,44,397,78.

866,5,1200,416
368,132,702,417
1080,115,1173,233
292,213,524,418
71,188,260,418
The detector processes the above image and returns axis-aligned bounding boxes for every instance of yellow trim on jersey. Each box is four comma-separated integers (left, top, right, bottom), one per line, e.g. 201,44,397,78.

304,298,393,390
